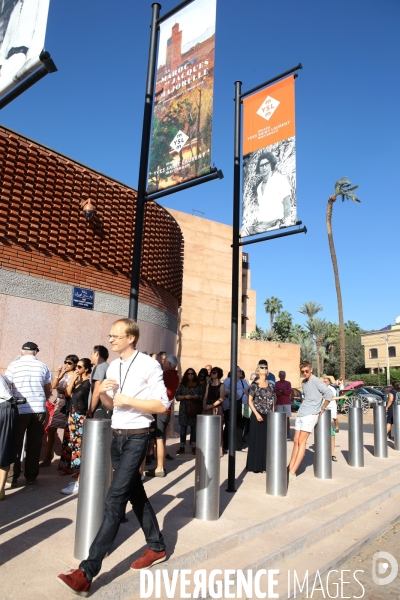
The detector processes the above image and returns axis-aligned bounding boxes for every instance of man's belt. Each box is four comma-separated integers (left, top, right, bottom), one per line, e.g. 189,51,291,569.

112,428,150,435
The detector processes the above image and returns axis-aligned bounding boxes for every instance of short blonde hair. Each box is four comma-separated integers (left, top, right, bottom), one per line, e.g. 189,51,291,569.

113,318,140,348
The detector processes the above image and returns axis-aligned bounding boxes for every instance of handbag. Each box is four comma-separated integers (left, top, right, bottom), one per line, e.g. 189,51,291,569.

186,396,203,418
45,400,56,432
242,403,252,419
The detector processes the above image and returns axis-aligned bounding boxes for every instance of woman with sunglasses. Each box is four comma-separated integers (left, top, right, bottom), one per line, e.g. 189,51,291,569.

40,354,79,467
203,367,225,457
59,358,91,476
175,368,203,455
246,362,276,473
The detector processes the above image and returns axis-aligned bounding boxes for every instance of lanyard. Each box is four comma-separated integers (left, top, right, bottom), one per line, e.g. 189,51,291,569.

119,351,138,394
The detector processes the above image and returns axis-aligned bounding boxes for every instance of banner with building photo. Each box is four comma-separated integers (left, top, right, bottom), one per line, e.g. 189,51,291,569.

0,0,50,98
147,0,217,193
241,75,297,237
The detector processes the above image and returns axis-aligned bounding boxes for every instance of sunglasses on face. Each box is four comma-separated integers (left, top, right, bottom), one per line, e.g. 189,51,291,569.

64,360,74,365
77,365,85,370
301,369,310,374
259,366,268,369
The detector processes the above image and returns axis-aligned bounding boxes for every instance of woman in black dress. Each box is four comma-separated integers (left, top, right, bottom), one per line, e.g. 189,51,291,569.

203,367,225,457
0,374,18,500
246,363,276,473
175,368,203,455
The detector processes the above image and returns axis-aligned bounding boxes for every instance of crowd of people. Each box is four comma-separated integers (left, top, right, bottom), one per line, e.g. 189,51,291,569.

1,320,399,596
0,335,353,502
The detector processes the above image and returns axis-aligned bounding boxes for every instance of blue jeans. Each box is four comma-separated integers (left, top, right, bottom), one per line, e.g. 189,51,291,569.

180,424,196,446
80,431,165,580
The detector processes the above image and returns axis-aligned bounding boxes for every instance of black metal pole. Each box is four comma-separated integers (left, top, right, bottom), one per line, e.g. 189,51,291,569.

129,3,161,321
227,81,242,493
239,226,307,247
0,51,57,110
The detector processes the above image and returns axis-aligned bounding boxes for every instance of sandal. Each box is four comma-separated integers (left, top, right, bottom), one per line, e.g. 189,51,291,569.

332,455,337,462
59,469,74,476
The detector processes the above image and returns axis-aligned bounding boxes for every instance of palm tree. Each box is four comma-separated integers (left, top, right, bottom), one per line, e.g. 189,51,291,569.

305,317,329,377
298,301,323,320
264,296,283,328
327,177,361,381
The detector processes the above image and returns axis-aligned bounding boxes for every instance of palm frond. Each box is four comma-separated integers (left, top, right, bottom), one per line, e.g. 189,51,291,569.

334,177,361,203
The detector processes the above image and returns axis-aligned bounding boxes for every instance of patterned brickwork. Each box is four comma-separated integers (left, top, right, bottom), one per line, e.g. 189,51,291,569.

0,126,183,316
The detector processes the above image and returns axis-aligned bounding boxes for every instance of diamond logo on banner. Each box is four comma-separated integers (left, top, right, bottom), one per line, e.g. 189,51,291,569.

257,96,280,121
170,130,189,153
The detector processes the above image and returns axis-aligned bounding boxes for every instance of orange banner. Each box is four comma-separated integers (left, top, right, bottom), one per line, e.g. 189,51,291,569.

243,76,295,154
241,76,297,237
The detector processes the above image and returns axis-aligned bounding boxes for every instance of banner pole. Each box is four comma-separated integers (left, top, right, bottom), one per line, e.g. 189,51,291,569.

227,80,242,493
129,3,161,321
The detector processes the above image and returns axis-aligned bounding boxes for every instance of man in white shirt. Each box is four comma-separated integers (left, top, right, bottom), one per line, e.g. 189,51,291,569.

5,341,52,486
57,319,171,597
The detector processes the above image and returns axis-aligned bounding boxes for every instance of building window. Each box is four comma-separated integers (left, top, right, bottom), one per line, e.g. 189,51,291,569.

369,348,378,359
389,346,396,358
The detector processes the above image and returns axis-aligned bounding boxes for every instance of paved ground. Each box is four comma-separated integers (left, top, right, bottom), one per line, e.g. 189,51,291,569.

318,523,400,600
1,414,399,600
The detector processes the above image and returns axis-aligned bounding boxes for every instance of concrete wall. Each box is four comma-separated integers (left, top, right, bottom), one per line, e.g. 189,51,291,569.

168,208,300,383
0,286,176,375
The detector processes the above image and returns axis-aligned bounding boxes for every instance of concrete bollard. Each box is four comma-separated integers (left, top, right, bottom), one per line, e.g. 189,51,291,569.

314,409,332,479
266,411,287,496
194,415,221,521
74,419,113,560
348,406,364,467
373,404,388,458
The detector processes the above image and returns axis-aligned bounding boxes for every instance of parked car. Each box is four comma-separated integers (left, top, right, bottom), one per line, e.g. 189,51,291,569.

358,387,382,406
363,386,385,399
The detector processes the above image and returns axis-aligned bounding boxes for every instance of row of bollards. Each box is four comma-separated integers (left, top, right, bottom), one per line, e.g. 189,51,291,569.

75,400,400,551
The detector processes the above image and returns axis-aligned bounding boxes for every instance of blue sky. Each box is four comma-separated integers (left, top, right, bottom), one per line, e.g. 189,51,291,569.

1,0,399,332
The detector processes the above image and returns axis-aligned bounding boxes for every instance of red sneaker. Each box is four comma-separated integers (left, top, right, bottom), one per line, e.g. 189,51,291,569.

57,569,91,597
130,548,167,571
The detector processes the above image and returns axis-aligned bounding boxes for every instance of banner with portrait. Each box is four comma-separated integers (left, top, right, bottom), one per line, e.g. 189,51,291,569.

0,0,50,99
147,0,217,193
241,75,297,237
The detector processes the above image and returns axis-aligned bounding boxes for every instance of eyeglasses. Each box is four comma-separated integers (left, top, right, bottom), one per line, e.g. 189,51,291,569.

107,335,128,341
77,365,85,370
301,369,311,374
64,360,74,365
259,162,270,168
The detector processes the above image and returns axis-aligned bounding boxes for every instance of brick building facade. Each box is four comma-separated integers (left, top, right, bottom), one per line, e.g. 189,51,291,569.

0,125,184,373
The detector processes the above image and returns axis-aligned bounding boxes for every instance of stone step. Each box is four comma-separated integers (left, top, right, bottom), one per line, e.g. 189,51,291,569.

93,467,400,599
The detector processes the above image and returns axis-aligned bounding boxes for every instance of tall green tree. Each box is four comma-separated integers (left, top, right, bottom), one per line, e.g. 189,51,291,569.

273,310,294,342
327,178,361,381
264,296,283,329
298,301,323,320
305,317,329,377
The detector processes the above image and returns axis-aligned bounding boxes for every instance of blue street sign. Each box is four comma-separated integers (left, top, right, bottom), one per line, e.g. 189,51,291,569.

72,286,95,310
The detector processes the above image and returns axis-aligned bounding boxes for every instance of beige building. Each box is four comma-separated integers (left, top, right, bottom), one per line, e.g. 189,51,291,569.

167,209,300,385
361,325,400,373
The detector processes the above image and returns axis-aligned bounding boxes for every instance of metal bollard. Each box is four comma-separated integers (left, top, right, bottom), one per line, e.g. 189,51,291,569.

393,401,400,451
348,407,364,467
353,398,362,408
314,409,332,479
74,419,113,560
266,412,287,496
194,415,221,521
373,404,388,458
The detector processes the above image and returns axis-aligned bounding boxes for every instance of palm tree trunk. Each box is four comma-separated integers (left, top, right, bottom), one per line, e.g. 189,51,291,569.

270,312,273,329
326,196,346,380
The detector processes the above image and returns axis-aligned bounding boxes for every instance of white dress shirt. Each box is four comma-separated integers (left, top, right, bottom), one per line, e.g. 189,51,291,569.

106,351,170,430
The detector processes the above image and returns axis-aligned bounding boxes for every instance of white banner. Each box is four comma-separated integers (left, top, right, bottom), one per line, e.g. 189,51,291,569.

0,0,50,98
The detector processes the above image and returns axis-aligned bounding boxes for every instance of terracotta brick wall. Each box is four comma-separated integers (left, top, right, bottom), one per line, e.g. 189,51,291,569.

0,126,183,317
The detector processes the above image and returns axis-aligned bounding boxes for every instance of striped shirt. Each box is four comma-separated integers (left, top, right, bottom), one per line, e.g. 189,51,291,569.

5,355,52,414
